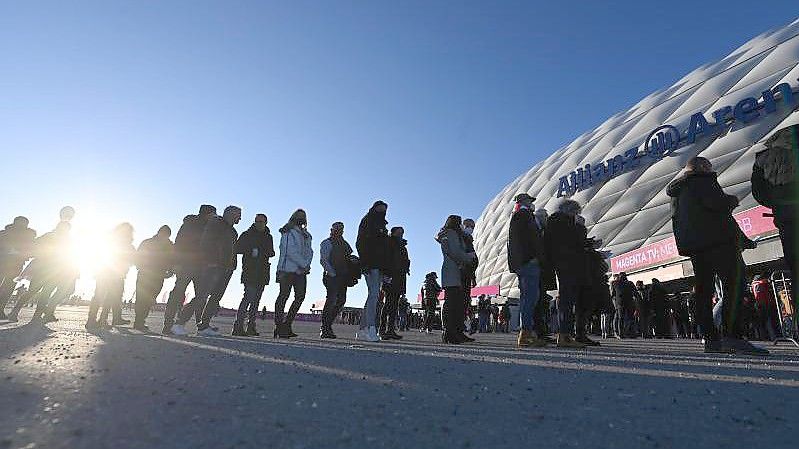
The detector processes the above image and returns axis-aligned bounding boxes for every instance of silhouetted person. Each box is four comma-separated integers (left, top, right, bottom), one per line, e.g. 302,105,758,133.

274,209,313,338
420,272,441,333
173,205,241,336
356,201,390,342
437,215,476,344
319,221,353,339
668,156,768,355
133,225,174,331
752,124,799,280
232,214,274,337
635,280,651,338
380,226,410,340
88,223,136,329
0,217,36,318
162,204,217,335
650,278,669,338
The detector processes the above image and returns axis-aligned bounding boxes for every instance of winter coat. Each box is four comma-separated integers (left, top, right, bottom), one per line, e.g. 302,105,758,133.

356,209,389,271
386,236,410,294
543,211,589,284
201,217,239,270
507,207,545,274
173,215,209,268
614,279,636,310
752,124,799,213
136,235,174,278
320,236,353,279
0,223,36,269
437,228,474,288
666,171,739,256
421,277,442,308
235,225,275,285
276,226,313,276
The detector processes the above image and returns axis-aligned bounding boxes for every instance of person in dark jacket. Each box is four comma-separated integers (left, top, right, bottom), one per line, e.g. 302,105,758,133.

668,156,767,355
380,226,410,340
133,225,174,331
613,273,636,338
507,193,548,347
232,214,274,336
533,208,556,341
355,201,390,342
437,215,476,344
172,205,241,337
0,217,36,319
752,124,799,280
319,221,353,339
543,200,590,348
635,280,651,338
162,204,217,335
420,272,441,333
650,278,669,338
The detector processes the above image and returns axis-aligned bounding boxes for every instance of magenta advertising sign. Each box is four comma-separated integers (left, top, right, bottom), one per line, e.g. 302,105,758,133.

610,206,777,273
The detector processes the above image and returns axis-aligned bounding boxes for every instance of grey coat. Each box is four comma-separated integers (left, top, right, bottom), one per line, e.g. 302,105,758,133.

437,228,474,288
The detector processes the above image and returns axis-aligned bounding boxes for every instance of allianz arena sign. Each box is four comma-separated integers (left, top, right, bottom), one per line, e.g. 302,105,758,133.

557,79,798,198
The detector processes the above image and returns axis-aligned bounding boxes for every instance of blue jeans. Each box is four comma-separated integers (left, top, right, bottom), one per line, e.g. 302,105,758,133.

517,260,541,331
361,269,381,328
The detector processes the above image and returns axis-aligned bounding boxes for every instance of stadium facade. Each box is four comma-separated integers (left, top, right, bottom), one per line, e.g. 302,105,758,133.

474,18,799,298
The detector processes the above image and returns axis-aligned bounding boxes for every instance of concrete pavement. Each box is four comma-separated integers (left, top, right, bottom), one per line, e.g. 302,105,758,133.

1,305,798,449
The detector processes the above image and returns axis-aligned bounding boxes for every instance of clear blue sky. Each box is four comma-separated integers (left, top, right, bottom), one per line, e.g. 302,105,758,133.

1,1,796,310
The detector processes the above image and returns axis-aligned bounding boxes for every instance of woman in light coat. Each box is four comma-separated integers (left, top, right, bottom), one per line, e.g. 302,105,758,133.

274,209,313,338
436,215,476,344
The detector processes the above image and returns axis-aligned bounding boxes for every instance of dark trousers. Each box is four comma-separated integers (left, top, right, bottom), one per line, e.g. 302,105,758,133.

423,306,436,331
442,286,466,335
135,272,165,327
34,277,74,319
177,266,233,329
0,263,22,311
12,278,55,318
321,275,347,329
274,272,307,325
653,300,669,337
236,283,265,328
163,266,202,328
690,245,744,340
535,286,551,335
638,307,651,337
774,205,797,279
557,277,588,337
380,290,400,334
90,277,125,324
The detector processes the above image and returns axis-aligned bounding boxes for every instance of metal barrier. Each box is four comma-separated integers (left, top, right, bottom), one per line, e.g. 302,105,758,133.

769,270,798,347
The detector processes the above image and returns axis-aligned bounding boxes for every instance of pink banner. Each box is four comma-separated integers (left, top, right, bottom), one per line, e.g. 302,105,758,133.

417,285,500,302
611,206,777,273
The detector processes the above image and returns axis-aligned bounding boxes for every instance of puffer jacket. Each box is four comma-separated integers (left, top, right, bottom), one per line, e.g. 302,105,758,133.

356,206,390,271
173,214,209,268
436,228,474,288
235,224,275,285
276,226,313,276
752,124,799,210
667,171,739,256
201,217,239,270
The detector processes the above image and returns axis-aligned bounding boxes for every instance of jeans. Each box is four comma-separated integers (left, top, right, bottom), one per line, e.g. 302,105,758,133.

690,245,744,340
517,260,541,332
135,271,165,327
236,283,265,327
321,275,347,329
360,269,381,329
478,312,490,332
163,265,202,328
177,266,233,329
274,272,307,325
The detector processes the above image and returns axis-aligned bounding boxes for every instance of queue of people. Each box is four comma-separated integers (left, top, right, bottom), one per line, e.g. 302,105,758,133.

1,124,797,355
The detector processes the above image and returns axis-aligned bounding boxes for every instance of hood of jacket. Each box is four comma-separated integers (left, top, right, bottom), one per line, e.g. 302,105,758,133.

666,171,718,197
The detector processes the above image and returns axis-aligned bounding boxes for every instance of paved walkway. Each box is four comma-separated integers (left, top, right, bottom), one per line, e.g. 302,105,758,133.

1,306,798,449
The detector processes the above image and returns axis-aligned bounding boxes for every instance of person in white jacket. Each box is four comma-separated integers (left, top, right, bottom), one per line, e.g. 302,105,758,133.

273,209,313,338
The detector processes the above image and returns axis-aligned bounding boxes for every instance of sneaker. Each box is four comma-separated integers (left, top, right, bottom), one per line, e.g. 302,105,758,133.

722,337,770,356
198,327,221,337
170,324,188,336
356,327,380,342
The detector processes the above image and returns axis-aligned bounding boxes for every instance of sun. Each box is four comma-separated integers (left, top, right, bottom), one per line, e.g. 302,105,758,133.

67,212,116,278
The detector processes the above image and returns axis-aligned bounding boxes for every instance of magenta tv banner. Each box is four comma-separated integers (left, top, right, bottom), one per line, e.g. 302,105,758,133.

610,206,777,273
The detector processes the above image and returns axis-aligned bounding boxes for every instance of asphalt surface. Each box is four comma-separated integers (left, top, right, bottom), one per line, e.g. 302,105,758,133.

1,306,798,449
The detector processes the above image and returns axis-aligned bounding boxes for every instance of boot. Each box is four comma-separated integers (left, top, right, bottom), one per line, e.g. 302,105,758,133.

246,322,259,337
285,322,298,338
517,329,546,348
231,322,247,336
274,322,292,338
556,333,586,349
320,326,337,339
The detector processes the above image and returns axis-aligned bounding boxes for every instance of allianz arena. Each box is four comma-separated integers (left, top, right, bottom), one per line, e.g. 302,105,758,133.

474,18,799,299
